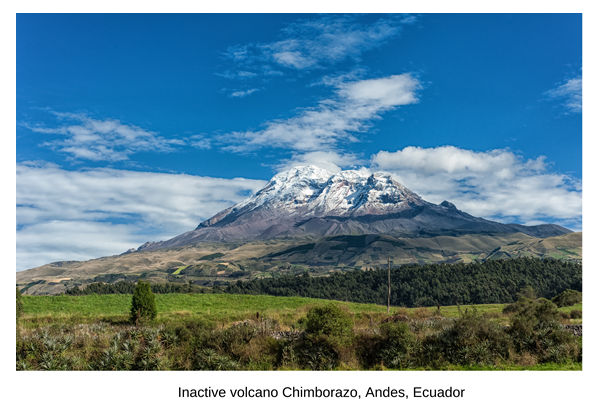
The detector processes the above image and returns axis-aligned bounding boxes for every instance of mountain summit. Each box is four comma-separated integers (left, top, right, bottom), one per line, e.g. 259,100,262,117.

138,165,570,251
200,165,426,226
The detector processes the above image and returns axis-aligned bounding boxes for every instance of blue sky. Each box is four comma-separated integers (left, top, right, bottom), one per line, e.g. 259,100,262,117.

16,13,582,270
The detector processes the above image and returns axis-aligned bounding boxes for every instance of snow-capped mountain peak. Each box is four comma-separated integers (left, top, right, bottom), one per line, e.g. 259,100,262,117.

204,165,426,226
137,165,571,250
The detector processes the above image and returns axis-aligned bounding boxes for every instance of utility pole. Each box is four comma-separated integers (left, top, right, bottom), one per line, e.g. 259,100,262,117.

387,256,391,314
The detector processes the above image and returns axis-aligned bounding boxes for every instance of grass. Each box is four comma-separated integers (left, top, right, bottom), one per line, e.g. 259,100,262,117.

21,293,581,329
171,265,189,275
22,293,403,326
18,293,582,371
20,292,550,329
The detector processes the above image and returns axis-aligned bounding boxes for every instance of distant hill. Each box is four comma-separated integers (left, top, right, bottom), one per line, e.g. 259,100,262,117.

17,232,581,295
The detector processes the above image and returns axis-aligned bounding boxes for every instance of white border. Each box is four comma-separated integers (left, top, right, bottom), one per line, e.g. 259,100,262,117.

4,1,598,413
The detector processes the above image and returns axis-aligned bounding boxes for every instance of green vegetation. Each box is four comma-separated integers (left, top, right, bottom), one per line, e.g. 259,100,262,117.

130,281,157,324
66,281,198,295
552,289,582,307
198,252,225,260
172,265,189,275
226,258,581,306
21,293,405,326
17,290,581,370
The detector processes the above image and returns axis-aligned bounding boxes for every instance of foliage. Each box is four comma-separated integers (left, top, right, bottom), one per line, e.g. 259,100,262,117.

17,292,582,371
226,258,581,306
287,303,354,370
517,286,537,299
305,303,353,345
508,297,580,363
67,281,198,295
552,289,582,307
92,328,164,370
130,281,157,324
294,334,340,370
378,322,416,368
420,309,513,368
569,309,582,319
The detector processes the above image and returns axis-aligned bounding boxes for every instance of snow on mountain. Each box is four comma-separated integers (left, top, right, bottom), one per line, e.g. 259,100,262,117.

137,165,571,251
198,165,427,228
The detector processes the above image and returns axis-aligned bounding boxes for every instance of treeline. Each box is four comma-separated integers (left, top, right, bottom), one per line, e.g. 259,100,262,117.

66,281,201,295
224,258,582,307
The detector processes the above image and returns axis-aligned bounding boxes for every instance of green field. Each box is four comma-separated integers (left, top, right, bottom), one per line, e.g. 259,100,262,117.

17,293,582,371
21,293,511,326
21,293,581,328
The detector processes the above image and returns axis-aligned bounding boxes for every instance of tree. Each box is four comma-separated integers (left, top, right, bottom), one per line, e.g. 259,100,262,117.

305,303,354,345
130,281,157,324
16,287,23,321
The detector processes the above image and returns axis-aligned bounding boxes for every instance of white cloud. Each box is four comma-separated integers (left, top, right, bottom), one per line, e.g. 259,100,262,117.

224,15,414,75
276,151,362,173
224,73,420,152
545,75,582,114
16,164,266,270
230,88,260,98
25,112,187,161
372,146,581,229
215,70,258,79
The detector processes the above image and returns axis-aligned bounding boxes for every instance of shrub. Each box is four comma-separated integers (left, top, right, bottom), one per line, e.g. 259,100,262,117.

16,327,77,370
290,304,354,370
93,329,164,371
570,309,582,319
130,281,157,324
508,298,580,363
305,303,353,346
552,289,582,307
295,334,340,370
357,321,417,369
355,333,383,369
192,349,240,370
376,321,416,369
420,309,512,367
160,320,214,370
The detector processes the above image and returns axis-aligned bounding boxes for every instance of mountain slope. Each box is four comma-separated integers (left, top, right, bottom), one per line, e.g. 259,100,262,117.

17,232,581,295
138,165,571,251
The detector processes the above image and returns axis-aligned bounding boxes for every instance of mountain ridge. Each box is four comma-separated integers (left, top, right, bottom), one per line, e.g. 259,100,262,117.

137,165,571,251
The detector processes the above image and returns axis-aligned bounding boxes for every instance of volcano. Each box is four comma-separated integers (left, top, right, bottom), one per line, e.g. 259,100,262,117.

137,165,570,251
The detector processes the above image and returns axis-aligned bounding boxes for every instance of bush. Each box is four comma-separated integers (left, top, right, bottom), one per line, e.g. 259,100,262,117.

508,298,580,363
160,320,215,369
552,289,582,307
289,304,354,370
192,349,240,370
376,321,416,369
295,334,340,370
91,328,163,370
130,281,157,324
570,309,582,319
305,303,353,345
357,321,416,369
420,309,512,367
16,328,76,370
